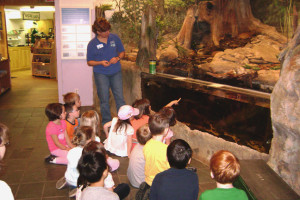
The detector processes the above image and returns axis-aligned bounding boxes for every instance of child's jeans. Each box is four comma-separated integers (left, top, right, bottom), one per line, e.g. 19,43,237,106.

51,149,68,165
114,183,130,200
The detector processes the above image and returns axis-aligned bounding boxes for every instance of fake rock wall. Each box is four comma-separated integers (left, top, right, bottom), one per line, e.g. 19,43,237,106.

269,26,300,195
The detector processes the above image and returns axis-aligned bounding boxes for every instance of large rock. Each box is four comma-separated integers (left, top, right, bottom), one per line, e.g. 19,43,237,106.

159,45,178,62
269,26,300,195
199,35,282,75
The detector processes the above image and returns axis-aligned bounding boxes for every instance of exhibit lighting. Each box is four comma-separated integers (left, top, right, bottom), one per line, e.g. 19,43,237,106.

20,6,55,12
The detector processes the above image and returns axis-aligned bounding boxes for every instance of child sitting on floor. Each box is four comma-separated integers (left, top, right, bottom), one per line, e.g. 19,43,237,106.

0,123,14,200
45,103,74,164
81,110,119,171
64,103,80,140
135,112,170,200
127,124,152,188
199,150,248,200
63,92,81,108
80,110,101,142
64,92,82,125
104,105,139,157
158,106,177,145
77,141,130,200
130,99,151,149
77,147,119,200
56,126,93,197
130,98,181,149
150,139,199,200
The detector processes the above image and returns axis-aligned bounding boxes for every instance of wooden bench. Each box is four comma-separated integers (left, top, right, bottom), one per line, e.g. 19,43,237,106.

238,160,299,200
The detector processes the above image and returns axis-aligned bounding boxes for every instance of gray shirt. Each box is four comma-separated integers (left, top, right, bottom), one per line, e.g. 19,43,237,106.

127,143,145,188
80,186,119,200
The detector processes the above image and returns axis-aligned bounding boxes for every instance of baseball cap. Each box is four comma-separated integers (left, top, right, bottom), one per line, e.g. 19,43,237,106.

118,105,139,120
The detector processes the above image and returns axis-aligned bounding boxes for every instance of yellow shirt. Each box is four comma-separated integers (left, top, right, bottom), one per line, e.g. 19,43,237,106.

143,138,170,186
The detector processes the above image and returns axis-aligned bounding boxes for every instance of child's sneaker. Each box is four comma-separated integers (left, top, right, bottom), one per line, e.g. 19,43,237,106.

69,188,77,198
44,154,56,163
56,176,67,189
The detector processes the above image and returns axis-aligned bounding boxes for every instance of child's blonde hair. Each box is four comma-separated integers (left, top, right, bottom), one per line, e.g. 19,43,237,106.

72,126,93,146
0,123,9,146
63,92,80,105
81,110,100,139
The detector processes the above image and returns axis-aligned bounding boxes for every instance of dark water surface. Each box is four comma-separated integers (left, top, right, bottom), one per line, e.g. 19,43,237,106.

141,72,272,153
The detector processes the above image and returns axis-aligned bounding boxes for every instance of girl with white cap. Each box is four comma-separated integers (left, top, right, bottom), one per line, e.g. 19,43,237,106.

104,105,139,157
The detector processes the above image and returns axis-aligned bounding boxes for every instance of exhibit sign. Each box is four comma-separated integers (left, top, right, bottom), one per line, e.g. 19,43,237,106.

61,8,91,59
23,12,40,21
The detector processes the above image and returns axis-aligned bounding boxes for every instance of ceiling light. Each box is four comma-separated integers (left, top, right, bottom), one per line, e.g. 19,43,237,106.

20,6,55,12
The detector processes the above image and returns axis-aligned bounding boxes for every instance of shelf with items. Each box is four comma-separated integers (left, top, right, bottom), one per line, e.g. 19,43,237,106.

0,59,11,96
31,39,56,78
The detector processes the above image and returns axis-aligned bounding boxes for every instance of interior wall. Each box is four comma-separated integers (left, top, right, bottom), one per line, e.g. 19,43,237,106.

55,0,94,106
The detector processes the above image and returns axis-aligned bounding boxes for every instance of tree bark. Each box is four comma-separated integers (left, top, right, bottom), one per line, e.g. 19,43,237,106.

175,0,286,48
175,5,197,49
136,6,157,68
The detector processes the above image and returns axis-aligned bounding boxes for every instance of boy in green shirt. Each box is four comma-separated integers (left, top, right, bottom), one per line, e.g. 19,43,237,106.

199,150,248,200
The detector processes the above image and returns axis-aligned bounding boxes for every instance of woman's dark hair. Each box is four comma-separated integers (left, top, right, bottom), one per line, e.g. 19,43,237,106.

45,103,63,121
132,99,151,120
114,118,131,134
159,107,176,126
77,151,108,189
167,139,192,169
92,17,111,34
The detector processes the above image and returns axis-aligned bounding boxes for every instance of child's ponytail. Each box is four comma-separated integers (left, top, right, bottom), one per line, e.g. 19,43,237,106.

71,126,93,146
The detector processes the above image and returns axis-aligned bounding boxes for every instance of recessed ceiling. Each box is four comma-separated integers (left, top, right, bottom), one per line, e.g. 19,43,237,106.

5,6,55,12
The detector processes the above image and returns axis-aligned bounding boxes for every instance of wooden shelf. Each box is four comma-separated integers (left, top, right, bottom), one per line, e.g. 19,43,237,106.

32,39,56,78
32,62,50,64
35,48,52,50
33,54,52,56
32,73,51,77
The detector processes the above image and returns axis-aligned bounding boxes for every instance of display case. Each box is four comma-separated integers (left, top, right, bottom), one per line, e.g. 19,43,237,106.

32,38,56,78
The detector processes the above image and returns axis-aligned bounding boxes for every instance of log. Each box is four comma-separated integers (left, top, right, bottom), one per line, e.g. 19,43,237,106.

136,6,157,68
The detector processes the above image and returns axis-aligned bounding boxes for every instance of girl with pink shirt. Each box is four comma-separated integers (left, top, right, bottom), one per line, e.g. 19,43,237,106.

159,106,177,145
130,98,181,149
130,99,151,149
45,103,74,165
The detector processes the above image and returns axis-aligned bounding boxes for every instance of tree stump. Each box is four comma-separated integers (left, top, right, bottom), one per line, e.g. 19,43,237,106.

175,0,286,49
136,6,157,69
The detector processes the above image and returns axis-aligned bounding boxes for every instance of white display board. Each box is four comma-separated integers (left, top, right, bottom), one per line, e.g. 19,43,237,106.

61,8,91,59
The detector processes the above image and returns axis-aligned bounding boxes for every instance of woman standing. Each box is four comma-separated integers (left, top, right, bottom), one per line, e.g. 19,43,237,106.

87,18,126,126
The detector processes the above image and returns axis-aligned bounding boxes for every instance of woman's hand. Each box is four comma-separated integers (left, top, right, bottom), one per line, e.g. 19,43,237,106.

109,57,120,65
102,60,110,67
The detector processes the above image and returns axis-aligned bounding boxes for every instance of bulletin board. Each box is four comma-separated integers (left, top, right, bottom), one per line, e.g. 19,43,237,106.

61,8,91,59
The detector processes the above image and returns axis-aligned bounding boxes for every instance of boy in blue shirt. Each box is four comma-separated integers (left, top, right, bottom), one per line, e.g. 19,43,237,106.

150,139,199,200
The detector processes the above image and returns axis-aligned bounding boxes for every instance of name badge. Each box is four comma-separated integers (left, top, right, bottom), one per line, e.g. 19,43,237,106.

110,41,116,47
97,44,104,49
